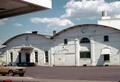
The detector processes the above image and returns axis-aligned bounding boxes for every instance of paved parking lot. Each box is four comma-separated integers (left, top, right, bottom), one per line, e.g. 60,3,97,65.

0,77,117,82
25,66,120,81
0,66,120,82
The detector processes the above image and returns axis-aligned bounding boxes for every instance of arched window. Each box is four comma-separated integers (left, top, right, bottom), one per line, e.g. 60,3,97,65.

80,37,90,43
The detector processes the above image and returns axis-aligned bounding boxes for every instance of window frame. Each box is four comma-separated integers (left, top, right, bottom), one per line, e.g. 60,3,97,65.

80,37,90,44
64,39,68,45
35,51,38,63
10,52,13,63
45,51,49,63
104,35,109,42
80,51,91,58
104,54,110,62
18,52,22,63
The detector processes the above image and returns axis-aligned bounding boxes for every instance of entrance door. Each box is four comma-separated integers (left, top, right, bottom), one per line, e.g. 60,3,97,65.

26,53,30,63
18,52,22,63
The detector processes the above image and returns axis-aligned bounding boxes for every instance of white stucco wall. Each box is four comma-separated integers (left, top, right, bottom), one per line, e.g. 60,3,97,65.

1,24,120,66
98,19,120,30
52,25,120,66
2,34,51,66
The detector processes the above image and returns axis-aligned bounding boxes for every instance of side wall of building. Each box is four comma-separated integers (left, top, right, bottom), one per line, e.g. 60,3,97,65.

51,25,120,66
1,34,51,66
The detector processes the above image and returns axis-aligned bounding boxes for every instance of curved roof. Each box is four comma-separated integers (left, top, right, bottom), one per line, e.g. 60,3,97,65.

3,24,120,45
52,24,120,38
3,33,50,45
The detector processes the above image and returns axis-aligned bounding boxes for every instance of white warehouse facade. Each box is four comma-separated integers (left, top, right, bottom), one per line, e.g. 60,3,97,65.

0,24,120,66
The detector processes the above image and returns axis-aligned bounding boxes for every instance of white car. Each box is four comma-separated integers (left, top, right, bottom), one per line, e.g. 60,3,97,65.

0,65,26,76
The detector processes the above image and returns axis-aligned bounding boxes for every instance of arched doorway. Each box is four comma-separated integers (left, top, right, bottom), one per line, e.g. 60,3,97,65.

17,46,33,66
79,37,91,66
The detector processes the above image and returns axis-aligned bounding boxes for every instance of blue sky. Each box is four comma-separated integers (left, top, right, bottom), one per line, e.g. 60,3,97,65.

0,0,120,45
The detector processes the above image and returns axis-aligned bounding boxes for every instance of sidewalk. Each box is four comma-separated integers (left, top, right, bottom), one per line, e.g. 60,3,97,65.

39,79,118,82
0,76,39,82
0,77,118,82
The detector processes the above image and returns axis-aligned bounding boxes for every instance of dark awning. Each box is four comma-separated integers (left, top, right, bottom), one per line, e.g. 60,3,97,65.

0,0,52,18
21,46,33,52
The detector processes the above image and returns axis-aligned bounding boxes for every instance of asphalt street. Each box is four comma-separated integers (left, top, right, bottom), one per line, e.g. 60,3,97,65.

0,66,120,82
25,66,120,81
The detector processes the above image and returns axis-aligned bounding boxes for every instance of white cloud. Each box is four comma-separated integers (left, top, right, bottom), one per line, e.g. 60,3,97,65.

0,18,8,25
31,17,74,27
109,1,120,15
14,23,23,27
61,0,120,19
25,31,32,33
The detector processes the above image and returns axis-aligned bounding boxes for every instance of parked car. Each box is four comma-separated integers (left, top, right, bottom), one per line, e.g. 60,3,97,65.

0,65,26,76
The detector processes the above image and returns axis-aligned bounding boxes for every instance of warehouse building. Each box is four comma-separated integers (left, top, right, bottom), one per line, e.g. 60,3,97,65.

0,24,120,66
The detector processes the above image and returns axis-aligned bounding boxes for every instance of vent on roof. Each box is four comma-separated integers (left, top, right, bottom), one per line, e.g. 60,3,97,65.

32,31,38,34
53,30,56,36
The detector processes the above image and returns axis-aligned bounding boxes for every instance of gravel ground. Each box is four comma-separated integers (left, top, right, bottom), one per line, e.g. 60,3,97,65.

25,66,120,81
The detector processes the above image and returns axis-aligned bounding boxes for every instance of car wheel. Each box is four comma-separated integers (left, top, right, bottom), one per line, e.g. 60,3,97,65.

8,71,14,76
2,74,6,76
19,73,24,77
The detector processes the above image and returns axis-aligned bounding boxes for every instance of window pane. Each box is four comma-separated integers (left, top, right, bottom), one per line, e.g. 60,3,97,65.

10,52,13,63
19,52,21,63
64,39,68,44
35,52,38,63
104,35,109,42
45,51,49,63
80,38,90,43
104,54,110,61
80,52,91,58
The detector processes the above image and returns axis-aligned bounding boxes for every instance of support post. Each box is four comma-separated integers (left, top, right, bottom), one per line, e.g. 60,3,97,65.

75,39,80,66
90,37,96,66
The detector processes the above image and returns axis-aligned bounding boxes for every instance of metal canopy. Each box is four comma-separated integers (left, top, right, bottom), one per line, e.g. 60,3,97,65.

0,0,52,18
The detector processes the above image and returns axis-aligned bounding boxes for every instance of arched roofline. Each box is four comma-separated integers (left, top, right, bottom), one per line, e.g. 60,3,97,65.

3,24,120,45
3,33,50,45
52,24,120,38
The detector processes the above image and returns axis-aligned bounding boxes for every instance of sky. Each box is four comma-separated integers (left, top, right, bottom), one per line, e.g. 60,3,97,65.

0,0,120,45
